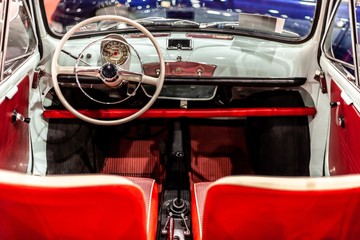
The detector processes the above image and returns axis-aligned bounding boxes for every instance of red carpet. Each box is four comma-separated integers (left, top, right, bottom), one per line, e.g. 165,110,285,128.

100,124,252,191
189,125,252,184
101,127,165,192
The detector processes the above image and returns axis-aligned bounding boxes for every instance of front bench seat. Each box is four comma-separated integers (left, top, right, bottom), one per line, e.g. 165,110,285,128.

0,169,158,240
192,175,360,240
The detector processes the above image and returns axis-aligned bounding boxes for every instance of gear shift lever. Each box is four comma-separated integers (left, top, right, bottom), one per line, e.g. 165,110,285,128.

172,122,183,201
175,151,184,205
168,151,188,216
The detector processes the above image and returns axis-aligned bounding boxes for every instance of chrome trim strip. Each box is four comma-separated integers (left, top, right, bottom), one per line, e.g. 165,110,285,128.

348,0,360,85
0,0,10,82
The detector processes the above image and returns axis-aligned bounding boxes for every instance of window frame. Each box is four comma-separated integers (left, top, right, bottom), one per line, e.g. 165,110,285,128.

322,0,360,85
0,0,11,82
0,0,38,83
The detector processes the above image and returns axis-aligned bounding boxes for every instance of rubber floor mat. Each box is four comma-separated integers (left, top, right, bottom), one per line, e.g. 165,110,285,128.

189,124,252,184
46,120,99,174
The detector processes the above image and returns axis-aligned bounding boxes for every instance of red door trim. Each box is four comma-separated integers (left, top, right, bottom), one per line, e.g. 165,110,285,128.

0,76,30,172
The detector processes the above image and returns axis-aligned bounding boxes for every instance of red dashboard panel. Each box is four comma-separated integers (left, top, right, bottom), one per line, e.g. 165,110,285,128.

143,61,217,77
0,77,29,172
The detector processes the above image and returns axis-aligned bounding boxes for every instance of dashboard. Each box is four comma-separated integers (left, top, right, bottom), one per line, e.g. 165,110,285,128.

54,31,310,107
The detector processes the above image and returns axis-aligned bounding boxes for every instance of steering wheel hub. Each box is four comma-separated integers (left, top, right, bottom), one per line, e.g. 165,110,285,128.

101,63,118,82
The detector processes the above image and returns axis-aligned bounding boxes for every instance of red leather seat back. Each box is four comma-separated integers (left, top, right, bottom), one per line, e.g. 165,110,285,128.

193,176,360,240
0,170,156,240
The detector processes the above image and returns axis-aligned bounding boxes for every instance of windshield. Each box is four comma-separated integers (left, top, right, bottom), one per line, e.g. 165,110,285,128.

43,0,318,39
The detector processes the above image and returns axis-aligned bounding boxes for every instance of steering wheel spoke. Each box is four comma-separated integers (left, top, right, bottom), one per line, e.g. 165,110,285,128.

117,69,143,82
57,66,75,75
117,68,159,86
126,82,137,97
142,74,160,86
76,66,101,78
57,65,101,78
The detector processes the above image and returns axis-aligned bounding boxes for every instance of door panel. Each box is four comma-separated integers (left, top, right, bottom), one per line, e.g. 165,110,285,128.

0,76,30,172
328,80,360,175
320,0,360,175
0,0,39,172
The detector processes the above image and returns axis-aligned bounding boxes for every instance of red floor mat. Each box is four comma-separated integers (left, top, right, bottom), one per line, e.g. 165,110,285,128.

101,124,251,190
101,127,165,191
190,125,252,183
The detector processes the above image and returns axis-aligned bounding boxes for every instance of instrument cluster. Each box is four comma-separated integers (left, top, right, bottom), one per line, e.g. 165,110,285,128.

100,34,129,65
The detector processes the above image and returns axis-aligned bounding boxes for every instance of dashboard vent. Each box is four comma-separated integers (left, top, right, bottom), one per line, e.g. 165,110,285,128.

167,39,192,50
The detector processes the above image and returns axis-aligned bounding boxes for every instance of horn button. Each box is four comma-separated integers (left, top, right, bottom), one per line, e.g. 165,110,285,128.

101,63,118,81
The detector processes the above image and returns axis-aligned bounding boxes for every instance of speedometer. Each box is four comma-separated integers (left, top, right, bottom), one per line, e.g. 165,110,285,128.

101,36,129,65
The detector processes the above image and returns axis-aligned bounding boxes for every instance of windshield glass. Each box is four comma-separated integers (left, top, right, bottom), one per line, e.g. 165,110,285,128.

43,0,318,39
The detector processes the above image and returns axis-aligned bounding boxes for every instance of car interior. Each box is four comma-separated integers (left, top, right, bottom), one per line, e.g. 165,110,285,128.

1,0,360,239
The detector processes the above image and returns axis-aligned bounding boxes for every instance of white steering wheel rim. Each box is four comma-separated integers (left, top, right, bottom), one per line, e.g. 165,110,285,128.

51,15,165,126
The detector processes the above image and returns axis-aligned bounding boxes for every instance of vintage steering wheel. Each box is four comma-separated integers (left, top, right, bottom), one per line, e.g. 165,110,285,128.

51,16,165,125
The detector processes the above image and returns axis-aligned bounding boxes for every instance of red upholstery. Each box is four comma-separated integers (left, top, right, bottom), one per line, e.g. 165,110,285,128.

127,177,159,239
0,170,158,240
192,175,360,240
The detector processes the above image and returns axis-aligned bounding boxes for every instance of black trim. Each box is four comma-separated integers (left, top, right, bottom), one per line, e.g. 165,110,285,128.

31,0,43,58
163,77,306,87
58,75,306,87
0,0,10,53
38,0,57,39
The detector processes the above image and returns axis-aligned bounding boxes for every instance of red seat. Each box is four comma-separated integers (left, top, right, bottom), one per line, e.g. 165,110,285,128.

192,175,360,240
0,169,158,240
